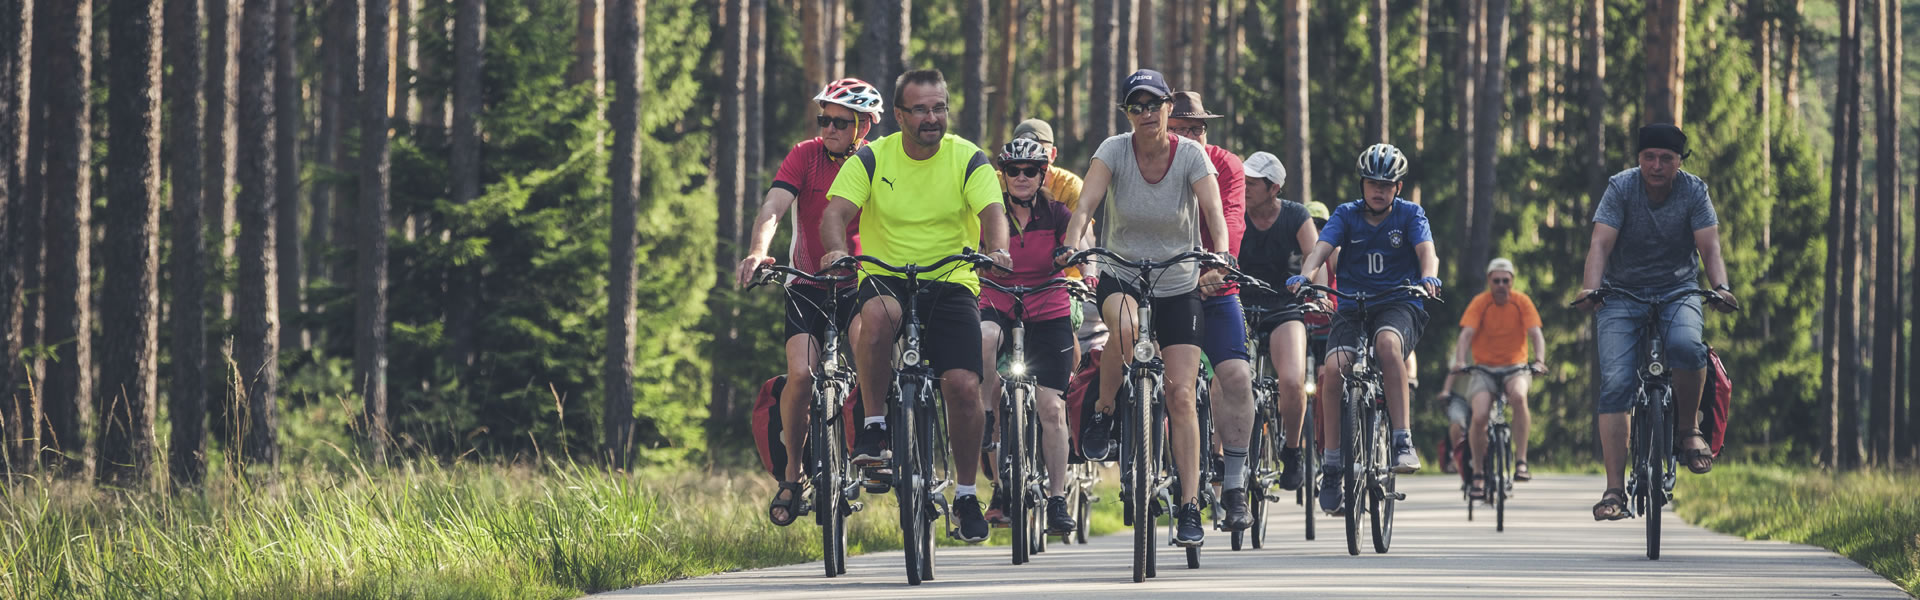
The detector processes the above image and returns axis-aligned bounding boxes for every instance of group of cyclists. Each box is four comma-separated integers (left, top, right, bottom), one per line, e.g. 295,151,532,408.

736,64,1740,577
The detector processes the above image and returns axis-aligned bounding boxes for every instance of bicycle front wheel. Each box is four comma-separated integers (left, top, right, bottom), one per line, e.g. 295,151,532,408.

1007,387,1029,566
1494,425,1509,533
1646,394,1670,561
1128,377,1154,582
1302,398,1317,541
1370,411,1394,554
812,389,846,577
893,381,926,585
1342,396,1362,556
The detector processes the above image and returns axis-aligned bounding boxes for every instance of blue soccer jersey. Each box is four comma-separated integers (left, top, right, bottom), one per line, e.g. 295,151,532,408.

1318,198,1433,300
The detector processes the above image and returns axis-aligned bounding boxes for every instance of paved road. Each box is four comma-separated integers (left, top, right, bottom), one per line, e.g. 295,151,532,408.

596,474,1907,598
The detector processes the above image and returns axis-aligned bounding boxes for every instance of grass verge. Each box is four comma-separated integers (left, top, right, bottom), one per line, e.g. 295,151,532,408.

0,461,1126,600
1673,464,1920,596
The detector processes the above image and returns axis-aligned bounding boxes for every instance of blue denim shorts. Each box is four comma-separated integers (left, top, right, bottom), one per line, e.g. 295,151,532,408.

1593,285,1707,414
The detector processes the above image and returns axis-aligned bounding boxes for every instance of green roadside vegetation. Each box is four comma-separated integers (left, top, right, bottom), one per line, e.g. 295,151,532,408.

1674,464,1920,596
0,461,1125,600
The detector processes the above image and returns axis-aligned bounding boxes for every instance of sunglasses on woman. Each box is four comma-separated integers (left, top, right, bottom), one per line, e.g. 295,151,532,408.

1118,99,1167,115
816,114,858,130
1002,165,1044,179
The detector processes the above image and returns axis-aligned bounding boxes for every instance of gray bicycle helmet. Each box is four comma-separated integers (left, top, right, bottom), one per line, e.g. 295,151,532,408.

1356,143,1409,183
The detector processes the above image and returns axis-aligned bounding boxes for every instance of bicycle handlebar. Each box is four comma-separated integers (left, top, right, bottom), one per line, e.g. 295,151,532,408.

1569,285,1736,311
1062,247,1225,272
1298,283,1444,305
980,277,1092,301
851,249,997,276
1455,364,1546,377
748,263,855,289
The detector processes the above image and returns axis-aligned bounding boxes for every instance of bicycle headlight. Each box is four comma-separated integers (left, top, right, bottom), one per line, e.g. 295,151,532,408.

1648,361,1665,376
1134,339,1155,362
1304,381,1317,396
1010,362,1027,376
902,348,922,366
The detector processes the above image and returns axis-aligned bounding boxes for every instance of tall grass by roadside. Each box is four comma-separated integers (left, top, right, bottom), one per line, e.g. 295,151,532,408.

0,460,1123,600
1674,464,1920,596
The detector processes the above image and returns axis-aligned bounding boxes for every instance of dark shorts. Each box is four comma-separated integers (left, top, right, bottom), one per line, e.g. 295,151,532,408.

1095,275,1206,348
858,276,985,377
1244,298,1306,358
981,309,1076,391
1327,302,1427,361
784,284,859,341
1200,294,1251,363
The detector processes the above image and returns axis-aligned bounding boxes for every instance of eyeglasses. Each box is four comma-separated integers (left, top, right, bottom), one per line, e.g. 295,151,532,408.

1170,125,1207,137
1118,99,1167,115
817,115,857,130
905,105,950,117
1003,165,1043,179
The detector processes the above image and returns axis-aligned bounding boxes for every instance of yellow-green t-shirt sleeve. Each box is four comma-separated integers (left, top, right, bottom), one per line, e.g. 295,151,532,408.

963,149,1003,215
827,145,877,209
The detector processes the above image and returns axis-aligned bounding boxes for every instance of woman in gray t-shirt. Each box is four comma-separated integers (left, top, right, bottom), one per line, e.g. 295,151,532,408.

1057,71,1228,538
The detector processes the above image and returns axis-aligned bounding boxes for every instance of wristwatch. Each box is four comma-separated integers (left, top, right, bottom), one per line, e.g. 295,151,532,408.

1712,283,1732,293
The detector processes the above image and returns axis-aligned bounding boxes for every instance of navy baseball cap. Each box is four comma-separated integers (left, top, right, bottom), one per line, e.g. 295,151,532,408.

1122,69,1172,101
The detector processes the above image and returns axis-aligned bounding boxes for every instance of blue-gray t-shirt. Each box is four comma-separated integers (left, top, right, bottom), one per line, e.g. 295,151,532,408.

1591,167,1718,290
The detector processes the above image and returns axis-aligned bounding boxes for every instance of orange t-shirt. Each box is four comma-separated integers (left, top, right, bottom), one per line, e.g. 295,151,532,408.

1460,290,1542,366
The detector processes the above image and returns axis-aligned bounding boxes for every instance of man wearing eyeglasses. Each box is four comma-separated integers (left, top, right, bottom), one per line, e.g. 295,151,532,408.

734,78,886,526
1443,258,1547,501
1166,91,1261,531
820,68,1013,544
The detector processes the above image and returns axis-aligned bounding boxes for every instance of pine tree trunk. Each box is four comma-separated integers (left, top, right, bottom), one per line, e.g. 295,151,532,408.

1833,0,1863,469
1281,0,1308,205
710,0,747,426
604,0,643,470
745,0,765,202
825,0,843,85
1825,0,1856,468
327,0,364,286
0,0,33,476
307,0,343,289
41,0,92,476
444,0,483,369
358,0,392,464
1063,0,1079,149
164,0,208,488
206,0,240,450
1466,0,1507,293
235,0,279,466
1869,0,1899,466
1090,0,1114,144
1642,0,1684,125
1116,0,1133,73
992,0,1015,145
16,0,47,474
962,0,986,143
396,0,413,131
858,0,890,135
98,0,164,490
1909,123,1919,463
414,0,445,153
1187,1,1204,97
801,0,821,90
1456,0,1479,247
1583,0,1605,218
1784,0,1803,114
1409,0,1428,205
1369,0,1387,143
274,0,301,355
572,0,602,94
890,2,910,112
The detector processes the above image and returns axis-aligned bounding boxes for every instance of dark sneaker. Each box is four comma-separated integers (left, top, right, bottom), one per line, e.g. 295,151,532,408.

1392,441,1422,474
852,424,889,466
1318,467,1345,515
1046,496,1076,534
1210,454,1226,483
1081,412,1116,461
953,494,991,543
1221,488,1253,531
1278,447,1305,491
985,492,1013,527
1173,503,1205,547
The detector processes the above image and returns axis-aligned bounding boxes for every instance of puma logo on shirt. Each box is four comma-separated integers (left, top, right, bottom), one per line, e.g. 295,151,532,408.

881,177,895,190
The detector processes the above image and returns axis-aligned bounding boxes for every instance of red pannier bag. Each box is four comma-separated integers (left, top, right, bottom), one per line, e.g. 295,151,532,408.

1064,349,1102,462
752,374,867,481
1699,344,1732,457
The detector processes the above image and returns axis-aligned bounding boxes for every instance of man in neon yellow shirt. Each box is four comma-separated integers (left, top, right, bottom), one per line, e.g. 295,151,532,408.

820,69,1011,544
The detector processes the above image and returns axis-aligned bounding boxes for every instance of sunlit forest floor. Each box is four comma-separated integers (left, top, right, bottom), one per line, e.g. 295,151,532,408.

0,460,1125,600
1675,464,1920,596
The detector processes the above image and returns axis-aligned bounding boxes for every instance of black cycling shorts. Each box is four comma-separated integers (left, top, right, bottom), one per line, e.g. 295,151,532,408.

1094,275,1205,348
981,308,1075,391
1244,298,1306,358
857,276,985,378
783,284,859,341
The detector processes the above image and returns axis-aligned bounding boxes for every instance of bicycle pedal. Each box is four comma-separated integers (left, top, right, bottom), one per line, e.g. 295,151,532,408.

1391,492,1407,501
846,501,865,513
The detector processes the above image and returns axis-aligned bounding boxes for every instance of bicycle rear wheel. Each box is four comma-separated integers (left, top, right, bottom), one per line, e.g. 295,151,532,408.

1302,399,1316,541
1370,412,1394,554
893,381,926,586
812,390,846,577
922,390,949,581
1494,425,1509,533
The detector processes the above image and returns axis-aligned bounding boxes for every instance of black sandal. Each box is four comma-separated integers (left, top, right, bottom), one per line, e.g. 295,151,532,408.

768,481,810,527
1514,461,1532,482
1468,480,1486,500
1678,429,1714,474
1592,488,1628,521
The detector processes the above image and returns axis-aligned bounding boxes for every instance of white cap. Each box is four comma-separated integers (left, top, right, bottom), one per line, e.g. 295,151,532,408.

1243,151,1286,189
1487,258,1516,278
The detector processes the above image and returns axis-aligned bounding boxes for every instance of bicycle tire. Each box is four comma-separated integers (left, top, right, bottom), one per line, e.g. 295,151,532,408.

1370,411,1394,554
1075,484,1091,544
1008,386,1029,566
1027,398,1046,555
921,387,946,581
813,389,844,577
894,380,925,586
1342,394,1362,556
1646,392,1669,561
1494,425,1509,533
1129,376,1153,583
1237,410,1265,551
1302,398,1316,541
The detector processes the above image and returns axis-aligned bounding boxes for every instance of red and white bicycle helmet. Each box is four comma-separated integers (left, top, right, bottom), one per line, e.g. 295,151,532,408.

814,78,885,114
